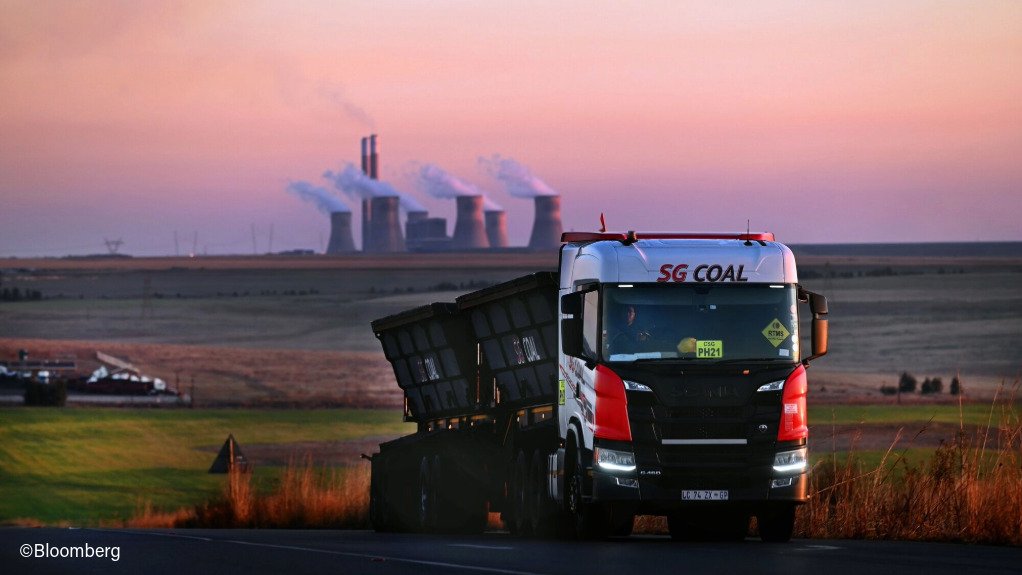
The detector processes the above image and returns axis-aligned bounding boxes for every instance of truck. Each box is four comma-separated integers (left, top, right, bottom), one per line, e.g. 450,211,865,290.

366,230,828,542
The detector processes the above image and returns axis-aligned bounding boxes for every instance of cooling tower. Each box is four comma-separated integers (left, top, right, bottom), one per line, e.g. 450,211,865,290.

326,212,356,254
528,195,563,250
485,210,509,248
452,195,489,250
367,196,404,252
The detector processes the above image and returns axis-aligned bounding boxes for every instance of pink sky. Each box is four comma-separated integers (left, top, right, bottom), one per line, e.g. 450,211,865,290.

1,1,1019,256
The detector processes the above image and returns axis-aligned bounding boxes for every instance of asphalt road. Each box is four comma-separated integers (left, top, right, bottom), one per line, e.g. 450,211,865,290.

1,528,1018,575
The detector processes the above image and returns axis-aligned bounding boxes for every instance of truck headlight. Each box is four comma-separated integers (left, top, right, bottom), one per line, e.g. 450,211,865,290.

595,447,636,472
773,448,807,474
623,380,652,392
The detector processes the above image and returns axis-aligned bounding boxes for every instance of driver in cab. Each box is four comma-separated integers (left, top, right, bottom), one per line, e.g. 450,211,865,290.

610,305,654,354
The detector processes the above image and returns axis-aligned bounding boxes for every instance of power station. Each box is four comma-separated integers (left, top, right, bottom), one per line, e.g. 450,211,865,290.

317,135,564,254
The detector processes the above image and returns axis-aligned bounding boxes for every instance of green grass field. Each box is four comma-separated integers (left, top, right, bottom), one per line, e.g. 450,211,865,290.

0,407,413,525
812,402,1020,427
2,402,1018,526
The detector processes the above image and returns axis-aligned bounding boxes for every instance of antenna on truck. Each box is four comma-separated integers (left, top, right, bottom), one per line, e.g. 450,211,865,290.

599,213,606,233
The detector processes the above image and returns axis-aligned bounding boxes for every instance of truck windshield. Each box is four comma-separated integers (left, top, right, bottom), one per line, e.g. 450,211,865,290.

602,284,799,363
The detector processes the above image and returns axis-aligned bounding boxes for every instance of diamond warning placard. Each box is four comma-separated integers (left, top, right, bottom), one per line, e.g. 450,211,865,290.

762,319,790,347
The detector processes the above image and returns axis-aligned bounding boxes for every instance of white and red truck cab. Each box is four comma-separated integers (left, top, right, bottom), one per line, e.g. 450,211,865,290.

367,231,828,541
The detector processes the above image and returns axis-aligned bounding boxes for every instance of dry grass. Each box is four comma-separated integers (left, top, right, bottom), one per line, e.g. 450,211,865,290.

128,385,1021,544
129,459,373,529
797,380,1022,545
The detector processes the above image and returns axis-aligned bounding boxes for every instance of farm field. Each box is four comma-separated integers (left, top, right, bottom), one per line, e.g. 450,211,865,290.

0,251,1020,527
1,401,1017,526
0,407,414,524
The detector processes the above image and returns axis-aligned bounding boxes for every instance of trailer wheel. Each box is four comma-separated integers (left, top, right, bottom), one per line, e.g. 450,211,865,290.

566,439,606,540
369,466,390,532
511,450,533,536
758,504,796,543
417,455,437,532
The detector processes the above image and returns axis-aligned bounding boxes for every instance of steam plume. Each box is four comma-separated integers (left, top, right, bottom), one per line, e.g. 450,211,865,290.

286,180,349,213
322,163,426,212
415,163,503,211
479,154,558,198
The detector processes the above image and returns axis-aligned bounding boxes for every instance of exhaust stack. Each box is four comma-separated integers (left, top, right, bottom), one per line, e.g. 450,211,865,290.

452,195,489,250
528,195,563,250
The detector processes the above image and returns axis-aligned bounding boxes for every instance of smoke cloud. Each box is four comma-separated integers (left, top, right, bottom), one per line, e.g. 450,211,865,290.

286,180,349,213
323,163,427,213
479,154,558,198
415,163,503,211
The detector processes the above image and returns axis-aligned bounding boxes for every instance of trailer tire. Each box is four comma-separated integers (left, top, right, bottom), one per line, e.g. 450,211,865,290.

758,504,796,543
417,455,437,532
369,467,391,532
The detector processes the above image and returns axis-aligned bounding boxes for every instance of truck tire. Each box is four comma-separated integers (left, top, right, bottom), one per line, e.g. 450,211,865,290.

567,439,607,540
369,467,391,532
417,455,437,532
758,504,796,543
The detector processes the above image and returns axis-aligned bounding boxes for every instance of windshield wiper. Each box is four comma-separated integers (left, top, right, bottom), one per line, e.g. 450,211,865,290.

709,357,794,365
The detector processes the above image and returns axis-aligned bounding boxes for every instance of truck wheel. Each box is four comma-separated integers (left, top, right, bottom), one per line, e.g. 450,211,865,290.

758,504,796,543
417,455,436,532
567,441,606,540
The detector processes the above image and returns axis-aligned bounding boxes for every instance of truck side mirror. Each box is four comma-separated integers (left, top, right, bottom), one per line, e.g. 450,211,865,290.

801,289,828,364
561,292,582,316
561,318,584,358
812,317,828,359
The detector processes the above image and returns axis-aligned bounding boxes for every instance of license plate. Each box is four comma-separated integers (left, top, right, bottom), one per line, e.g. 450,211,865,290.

682,490,729,501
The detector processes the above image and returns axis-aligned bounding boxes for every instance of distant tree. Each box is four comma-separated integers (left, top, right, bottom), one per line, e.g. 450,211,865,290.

930,377,943,394
899,372,917,393
920,378,933,394
880,385,898,396
950,376,962,395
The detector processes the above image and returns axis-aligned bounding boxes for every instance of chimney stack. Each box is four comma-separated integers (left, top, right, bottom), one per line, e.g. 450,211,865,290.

452,196,489,250
360,137,372,251
528,195,563,250
369,134,379,180
326,212,357,254
484,210,509,248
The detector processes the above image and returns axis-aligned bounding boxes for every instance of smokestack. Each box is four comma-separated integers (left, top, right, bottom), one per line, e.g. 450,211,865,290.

326,212,357,254
369,134,379,180
360,137,369,175
528,195,563,250
452,196,489,250
360,137,371,251
485,210,509,248
367,196,404,252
